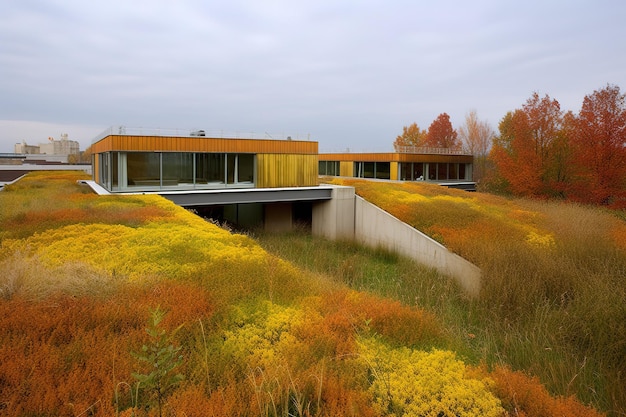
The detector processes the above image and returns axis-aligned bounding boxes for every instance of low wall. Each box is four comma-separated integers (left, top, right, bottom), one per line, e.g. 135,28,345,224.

312,186,355,240
354,196,481,296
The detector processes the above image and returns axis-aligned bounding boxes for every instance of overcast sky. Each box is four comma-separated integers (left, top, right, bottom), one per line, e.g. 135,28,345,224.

1,0,625,153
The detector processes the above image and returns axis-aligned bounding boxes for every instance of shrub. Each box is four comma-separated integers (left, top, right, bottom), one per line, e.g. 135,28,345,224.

357,336,503,417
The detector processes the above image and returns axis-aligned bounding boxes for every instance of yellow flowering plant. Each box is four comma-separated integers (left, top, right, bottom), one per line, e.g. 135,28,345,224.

358,336,503,417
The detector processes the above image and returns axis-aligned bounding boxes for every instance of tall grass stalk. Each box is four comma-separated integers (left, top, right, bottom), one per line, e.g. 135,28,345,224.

256,218,626,415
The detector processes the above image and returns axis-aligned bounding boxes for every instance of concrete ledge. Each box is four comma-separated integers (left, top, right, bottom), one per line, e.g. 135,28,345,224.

354,196,481,296
77,180,111,195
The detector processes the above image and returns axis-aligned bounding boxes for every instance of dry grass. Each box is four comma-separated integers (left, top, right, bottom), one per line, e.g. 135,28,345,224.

0,171,616,416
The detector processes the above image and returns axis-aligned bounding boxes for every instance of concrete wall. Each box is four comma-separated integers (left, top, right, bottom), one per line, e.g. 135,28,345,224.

354,196,481,296
312,186,355,240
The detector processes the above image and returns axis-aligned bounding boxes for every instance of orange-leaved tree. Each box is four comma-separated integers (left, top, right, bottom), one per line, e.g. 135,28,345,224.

424,112,461,150
567,84,626,207
393,122,427,151
490,93,568,197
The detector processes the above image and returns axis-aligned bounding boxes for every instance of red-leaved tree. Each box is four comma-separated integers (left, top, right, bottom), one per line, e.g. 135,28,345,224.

425,113,461,149
567,84,626,207
489,93,568,197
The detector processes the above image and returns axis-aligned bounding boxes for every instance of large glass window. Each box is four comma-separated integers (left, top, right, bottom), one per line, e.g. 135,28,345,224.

162,153,194,186
237,154,254,183
319,161,340,176
354,161,389,179
127,152,160,187
400,162,424,180
399,162,411,180
413,163,424,180
459,164,466,180
375,162,390,179
196,153,225,184
100,151,255,191
448,163,458,180
437,163,448,180
99,153,110,189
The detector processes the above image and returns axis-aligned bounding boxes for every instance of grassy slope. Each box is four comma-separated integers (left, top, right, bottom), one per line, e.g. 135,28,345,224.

0,171,613,416
313,177,626,415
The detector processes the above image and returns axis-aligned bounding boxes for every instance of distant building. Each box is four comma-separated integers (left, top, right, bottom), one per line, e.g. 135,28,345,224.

13,133,80,163
13,142,40,154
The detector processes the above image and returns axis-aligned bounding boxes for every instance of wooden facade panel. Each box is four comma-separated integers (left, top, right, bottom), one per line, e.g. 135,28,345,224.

92,135,317,154
93,156,100,183
390,162,398,180
340,161,352,177
257,154,318,188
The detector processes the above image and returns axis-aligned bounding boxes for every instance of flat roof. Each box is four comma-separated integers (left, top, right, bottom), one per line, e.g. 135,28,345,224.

77,180,335,206
160,186,334,206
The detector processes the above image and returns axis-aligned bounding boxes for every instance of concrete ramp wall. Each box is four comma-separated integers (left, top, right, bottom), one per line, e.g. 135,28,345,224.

354,196,481,296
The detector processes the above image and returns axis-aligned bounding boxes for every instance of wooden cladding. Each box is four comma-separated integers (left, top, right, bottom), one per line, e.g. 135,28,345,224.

339,161,353,177
257,154,318,188
92,135,317,155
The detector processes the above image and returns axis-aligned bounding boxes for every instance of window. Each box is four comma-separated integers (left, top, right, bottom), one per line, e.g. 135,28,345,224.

99,153,110,190
237,154,254,183
354,161,389,179
412,163,424,180
375,162,390,179
459,164,466,180
196,153,225,184
162,153,194,186
319,161,340,176
127,152,160,187
437,163,448,180
101,152,256,191
448,163,458,180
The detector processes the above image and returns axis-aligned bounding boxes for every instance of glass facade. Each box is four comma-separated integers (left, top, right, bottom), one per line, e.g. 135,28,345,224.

400,162,469,181
399,162,425,181
318,160,340,176
99,151,256,191
353,161,391,179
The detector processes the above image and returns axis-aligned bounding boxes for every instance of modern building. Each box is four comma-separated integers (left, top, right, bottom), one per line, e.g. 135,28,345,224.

91,127,318,192
89,127,329,231
318,146,475,190
84,126,481,294
88,127,478,229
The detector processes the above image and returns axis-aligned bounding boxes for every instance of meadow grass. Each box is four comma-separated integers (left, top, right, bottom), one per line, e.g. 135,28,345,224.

0,171,615,416
260,180,626,415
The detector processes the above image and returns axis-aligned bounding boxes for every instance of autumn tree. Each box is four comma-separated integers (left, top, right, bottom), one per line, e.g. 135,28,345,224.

568,84,626,206
489,93,568,197
424,113,460,149
490,110,543,195
458,110,493,183
393,122,427,151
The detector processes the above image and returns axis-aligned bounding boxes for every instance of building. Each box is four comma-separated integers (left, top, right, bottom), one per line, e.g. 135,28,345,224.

13,133,81,163
85,126,481,293
89,127,327,231
319,146,475,190
91,127,318,192
39,134,80,157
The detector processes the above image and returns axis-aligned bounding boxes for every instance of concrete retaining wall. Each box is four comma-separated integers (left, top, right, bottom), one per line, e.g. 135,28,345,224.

354,196,481,296
312,186,355,240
